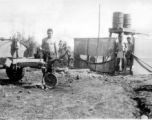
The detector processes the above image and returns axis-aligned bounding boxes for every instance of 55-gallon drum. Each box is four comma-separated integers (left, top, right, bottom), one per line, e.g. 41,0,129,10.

113,12,123,29
123,14,131,28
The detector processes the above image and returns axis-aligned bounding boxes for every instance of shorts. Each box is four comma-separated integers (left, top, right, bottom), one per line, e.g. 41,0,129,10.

43,51,56,62
117,51,124,58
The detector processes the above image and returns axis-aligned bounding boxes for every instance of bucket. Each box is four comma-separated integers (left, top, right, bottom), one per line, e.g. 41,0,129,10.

112,12,123,28
123,14,131,28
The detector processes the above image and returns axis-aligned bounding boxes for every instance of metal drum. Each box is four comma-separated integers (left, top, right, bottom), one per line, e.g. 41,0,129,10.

113,12,123,28
44,73,58,88
123,14,131,28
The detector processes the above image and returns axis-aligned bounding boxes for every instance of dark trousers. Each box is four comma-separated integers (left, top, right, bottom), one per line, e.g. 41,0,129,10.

42,51,56,62
11,48,19,58
43,52,50,62
125,53,133,72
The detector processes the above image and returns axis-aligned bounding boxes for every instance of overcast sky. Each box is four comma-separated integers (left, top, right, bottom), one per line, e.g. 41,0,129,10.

0,0,152,47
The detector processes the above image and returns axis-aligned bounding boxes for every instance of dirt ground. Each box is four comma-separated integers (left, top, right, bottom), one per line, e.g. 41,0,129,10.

0,68,152,119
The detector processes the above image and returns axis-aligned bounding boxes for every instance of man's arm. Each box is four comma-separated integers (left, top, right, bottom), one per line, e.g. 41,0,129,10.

131,43,134,53
41,39,45,50
115,42,118,52
54,42,58,58
123,42,127,52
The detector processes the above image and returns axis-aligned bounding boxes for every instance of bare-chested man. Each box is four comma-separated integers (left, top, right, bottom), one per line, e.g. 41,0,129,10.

40,28,58,89
41,28,58,62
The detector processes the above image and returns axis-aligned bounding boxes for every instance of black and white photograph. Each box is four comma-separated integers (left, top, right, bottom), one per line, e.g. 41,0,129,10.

0,0,151,119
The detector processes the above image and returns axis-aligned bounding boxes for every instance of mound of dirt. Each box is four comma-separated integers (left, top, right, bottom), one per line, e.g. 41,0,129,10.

0,69,142,119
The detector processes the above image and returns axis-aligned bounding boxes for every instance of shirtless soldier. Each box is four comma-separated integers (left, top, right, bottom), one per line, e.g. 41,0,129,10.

41,28,58,62
40,28,58,89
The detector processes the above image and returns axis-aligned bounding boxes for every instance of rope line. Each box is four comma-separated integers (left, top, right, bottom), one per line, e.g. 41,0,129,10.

132,53,152,69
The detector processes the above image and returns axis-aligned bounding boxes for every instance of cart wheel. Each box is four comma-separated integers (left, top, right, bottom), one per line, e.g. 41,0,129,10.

6,66,25,82
44,73,58,88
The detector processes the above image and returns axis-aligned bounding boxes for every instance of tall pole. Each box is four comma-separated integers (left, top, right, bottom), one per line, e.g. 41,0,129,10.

95,4,100,71
98,5,100,40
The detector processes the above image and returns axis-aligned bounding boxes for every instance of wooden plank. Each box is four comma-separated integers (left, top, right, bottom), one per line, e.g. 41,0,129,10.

0,58,12,67
17,62,44,67
12,58,44,64
5,58,12,67
109,28,135,35
66,69,90,72
0,58,7,65
56,68,90,73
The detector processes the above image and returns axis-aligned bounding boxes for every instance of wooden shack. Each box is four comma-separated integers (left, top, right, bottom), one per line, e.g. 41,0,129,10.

74,38,116,73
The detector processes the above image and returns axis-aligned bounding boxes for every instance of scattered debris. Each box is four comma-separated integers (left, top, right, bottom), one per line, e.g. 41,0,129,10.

18,90,22,93
3,92,8,98
0,67,152,119
68,79,74,83
8,85,15,88
76,75,79,80
0,90,6,97
88,108,93,111
25,67,31,72
16,96,21,100
0,85,2,89
28,91,31,94
141,114,148,119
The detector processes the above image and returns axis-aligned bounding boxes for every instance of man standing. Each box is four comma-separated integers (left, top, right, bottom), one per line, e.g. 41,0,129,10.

116,35,126,72
41,28,59,89
124,37,133,74
11,32,21,58
41,28,58,62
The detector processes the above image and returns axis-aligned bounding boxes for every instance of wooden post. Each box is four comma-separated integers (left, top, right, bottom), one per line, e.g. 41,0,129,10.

109,32,112,37
131,34,134,73
95,5,100,71
87,39,89,66
131,34,134,52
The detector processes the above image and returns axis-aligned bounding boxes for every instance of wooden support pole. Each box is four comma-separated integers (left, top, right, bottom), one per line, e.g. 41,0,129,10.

95,4,100,71
109,32,112,37
87,39,89,66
